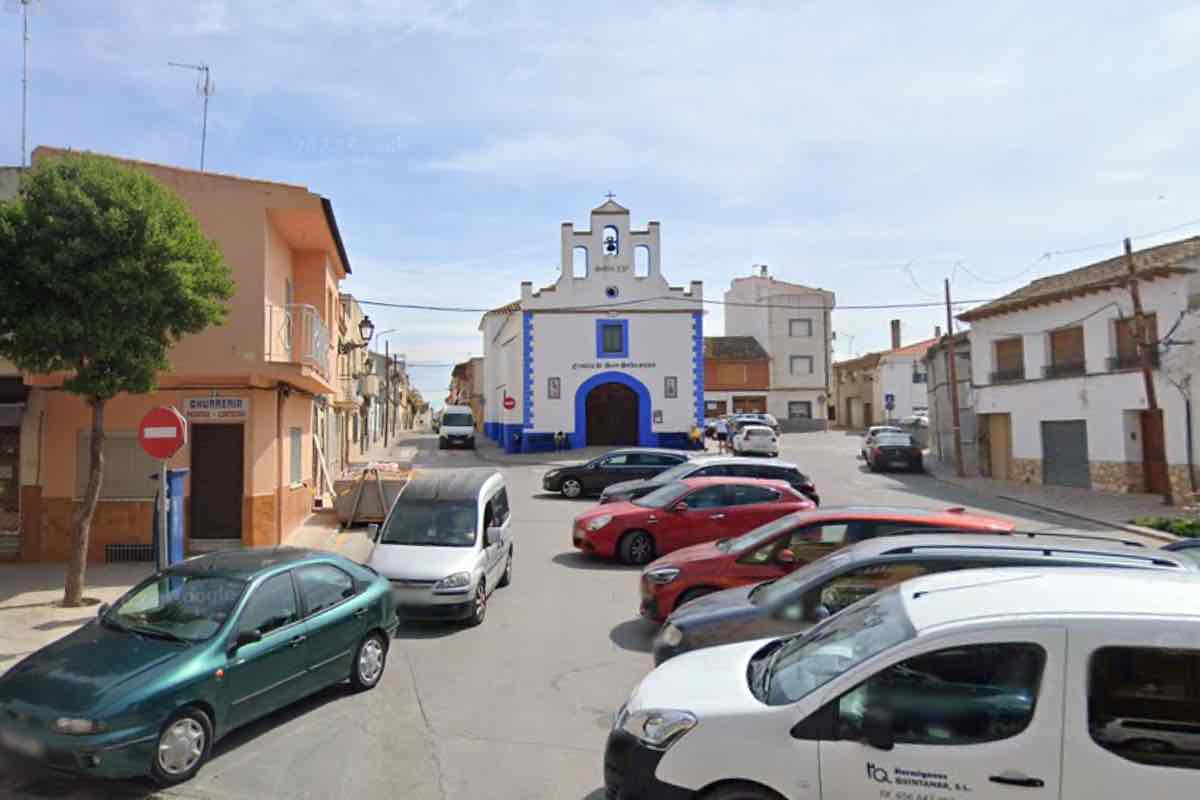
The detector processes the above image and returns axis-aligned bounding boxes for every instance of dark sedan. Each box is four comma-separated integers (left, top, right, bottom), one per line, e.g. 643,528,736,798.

865,431,924,472
600,456,819,506
651,531,1196,665
541,448,689,498
0,548,396,785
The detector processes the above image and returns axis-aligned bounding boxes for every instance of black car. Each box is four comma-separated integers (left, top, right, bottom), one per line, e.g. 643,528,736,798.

541,449,689,498
651,531,1196,665
865,431,924,472
599,456,819,506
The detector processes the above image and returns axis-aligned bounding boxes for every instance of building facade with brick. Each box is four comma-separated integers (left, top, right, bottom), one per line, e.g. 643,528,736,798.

702,336,771,418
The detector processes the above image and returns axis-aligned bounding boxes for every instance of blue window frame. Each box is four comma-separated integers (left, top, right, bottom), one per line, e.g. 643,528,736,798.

596,320,629,359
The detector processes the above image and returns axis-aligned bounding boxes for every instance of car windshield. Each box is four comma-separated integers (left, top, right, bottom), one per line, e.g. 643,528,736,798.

1168,546,1200,568
633,481,691,508
875,433,914,446
716,513,806,553
752,587,914,705
442,413,473,427
107,573,246,643
379,501,478,546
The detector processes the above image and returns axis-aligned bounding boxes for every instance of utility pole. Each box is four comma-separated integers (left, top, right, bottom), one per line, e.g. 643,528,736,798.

1125,237,1171,503
167,62,214,170
383,341,390,448
944,279,966,477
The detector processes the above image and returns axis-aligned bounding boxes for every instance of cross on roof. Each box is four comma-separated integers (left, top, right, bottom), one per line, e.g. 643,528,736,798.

604,191,616,200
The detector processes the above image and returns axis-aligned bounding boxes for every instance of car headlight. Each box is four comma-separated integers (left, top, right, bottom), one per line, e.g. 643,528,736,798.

433,572,472,592
545,469,560,479
644,567,680,585
585,515,613,532
659,623,683,647
617,707,697,750
53,717,106,735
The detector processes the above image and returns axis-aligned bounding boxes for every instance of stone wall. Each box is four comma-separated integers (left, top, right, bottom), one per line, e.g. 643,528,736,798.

1090,460,1142,493
1168,464,1197,505
1010,458,1043,484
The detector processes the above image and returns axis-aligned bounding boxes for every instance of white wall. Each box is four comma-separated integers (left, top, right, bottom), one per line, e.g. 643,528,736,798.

530,312,697,433
878,355,929,419
969,275,1192,464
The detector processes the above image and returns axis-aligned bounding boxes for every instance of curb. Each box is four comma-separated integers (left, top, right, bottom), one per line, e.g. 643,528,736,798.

925,472,1179,542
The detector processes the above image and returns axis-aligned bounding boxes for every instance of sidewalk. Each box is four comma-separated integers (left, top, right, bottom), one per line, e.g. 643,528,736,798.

0,563,152,675
925,459,1187,541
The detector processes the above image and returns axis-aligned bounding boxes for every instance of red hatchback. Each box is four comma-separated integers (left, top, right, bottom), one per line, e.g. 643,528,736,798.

572,478,814,565
638,505,1014,621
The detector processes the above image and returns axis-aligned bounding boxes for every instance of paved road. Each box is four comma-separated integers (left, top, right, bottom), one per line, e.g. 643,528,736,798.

0,430,1120,799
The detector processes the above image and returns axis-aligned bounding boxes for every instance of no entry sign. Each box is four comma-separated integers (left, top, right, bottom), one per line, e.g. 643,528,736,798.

138,406,188,460
503,395,516,410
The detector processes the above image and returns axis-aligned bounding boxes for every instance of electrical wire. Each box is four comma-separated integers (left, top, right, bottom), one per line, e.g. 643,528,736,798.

356,295,996,314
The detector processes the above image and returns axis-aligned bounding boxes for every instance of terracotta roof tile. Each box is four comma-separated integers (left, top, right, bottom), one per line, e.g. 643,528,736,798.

959,236,1200,322
703,336,769,360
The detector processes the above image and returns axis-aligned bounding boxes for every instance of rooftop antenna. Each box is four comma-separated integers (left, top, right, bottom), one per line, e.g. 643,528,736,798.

5,0,39,167
167,61,214,170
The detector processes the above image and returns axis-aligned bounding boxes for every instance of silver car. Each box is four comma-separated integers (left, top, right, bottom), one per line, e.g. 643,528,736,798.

368,468,513,626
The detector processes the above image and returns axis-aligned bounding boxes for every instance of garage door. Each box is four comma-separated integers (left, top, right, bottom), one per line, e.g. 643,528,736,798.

1041,420,1091,488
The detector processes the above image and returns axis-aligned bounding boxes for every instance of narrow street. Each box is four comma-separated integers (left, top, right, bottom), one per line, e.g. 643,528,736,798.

0,431,1151,799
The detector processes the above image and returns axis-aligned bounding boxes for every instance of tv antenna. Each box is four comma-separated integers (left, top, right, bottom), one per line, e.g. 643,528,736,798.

167,61,214,171
5,0,39,167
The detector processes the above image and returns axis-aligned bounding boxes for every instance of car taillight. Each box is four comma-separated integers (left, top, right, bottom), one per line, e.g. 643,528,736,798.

872,447,882,457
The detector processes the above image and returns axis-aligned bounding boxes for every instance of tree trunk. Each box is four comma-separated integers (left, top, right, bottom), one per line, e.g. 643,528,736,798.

64,397,105,607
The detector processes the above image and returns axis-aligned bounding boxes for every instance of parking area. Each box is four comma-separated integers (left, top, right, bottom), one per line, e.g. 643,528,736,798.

0,429,1140,799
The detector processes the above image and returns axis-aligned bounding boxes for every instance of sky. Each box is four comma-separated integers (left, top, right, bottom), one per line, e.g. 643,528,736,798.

5,1,1200,405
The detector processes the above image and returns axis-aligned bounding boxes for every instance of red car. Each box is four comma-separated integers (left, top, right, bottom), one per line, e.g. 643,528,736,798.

637,505,1014,621
572,477,814,565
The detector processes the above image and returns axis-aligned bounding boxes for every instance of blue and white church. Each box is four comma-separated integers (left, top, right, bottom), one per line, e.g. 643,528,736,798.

480,200,704,453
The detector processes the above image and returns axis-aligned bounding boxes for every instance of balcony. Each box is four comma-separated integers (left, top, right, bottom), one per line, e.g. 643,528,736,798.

1107,350,1160,372
989,367,1025,384
1042,360,1086,379
265,303,331,379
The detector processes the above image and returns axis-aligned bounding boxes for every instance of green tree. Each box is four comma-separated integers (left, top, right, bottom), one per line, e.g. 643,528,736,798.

0,154,234,605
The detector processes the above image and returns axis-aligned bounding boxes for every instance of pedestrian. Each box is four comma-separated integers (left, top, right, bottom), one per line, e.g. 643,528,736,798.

689,423,704,451
715,416,729,453
554,431,565,452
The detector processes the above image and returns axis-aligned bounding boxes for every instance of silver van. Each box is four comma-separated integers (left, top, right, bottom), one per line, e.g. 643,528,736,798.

368,468,512,626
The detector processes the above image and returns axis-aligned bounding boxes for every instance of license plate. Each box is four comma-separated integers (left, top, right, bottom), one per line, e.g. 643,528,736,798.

1,729,45,759
890,460,909,468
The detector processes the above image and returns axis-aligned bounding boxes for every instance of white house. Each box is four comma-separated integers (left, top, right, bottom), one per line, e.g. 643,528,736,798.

479,200,704,453
959,236,1200,498
831,321,935,428
723,267,836,429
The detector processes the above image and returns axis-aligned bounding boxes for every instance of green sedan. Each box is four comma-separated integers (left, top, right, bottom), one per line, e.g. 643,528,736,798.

0,547,397,785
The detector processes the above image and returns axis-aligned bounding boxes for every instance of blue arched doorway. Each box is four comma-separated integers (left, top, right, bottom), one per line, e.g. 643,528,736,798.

573,371,654,449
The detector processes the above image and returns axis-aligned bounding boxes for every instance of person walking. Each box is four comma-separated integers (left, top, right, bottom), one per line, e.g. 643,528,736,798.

714,416,729,453
689,423,704,451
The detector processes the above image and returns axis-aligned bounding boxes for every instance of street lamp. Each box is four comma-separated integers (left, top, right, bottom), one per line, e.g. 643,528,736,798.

338,315,375,354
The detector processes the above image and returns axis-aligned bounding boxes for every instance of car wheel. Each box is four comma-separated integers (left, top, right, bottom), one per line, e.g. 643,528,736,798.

618,530,656,566
702,781,787,800
675,586,717,611
466,580,487,626
561,478,583,499
438,439,446,450
467,438,475,449
350,632,388,691
151,706,213,786
498,547,513,588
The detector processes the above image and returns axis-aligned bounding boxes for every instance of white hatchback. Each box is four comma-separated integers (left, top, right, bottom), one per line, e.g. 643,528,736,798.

731,424,779,457
368,468,512,626
605,568,1200,799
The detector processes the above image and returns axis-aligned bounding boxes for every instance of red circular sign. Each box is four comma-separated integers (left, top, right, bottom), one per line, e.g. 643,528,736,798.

503,395,516,410
138,406,188,460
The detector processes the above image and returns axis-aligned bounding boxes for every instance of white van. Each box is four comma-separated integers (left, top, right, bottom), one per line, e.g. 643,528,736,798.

368,468,512,626
606,568,1200,799
439,404,476,449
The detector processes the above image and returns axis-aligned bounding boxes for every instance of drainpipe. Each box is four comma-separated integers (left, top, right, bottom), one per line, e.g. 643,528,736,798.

276,385,285,545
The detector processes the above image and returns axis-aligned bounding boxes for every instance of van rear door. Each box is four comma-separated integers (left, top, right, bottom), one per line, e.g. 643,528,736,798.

816,627,1065,799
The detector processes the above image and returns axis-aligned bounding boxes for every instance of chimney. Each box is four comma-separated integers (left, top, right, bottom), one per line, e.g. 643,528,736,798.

934,325,942,338
890,319,901,350
754,264,768,277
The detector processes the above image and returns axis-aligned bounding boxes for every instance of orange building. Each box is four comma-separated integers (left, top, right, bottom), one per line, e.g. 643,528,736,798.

702,336,771,416
13,147,351,562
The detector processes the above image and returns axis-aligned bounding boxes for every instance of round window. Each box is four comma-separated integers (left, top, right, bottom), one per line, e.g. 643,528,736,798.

605,286,619,298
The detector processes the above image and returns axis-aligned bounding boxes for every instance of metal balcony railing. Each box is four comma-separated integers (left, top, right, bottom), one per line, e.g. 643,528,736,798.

1107,351,1160,371
265,303,331,379
1042,360,1086,379
989,367,1025,384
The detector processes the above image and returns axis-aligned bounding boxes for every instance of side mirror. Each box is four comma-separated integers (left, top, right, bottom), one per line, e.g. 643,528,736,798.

862,706,895,751
229,629,262,655
812,603,832,621
368,523,380,540
671,501,689,513
485,526,504,546
776,548,797,565
97,603,110,618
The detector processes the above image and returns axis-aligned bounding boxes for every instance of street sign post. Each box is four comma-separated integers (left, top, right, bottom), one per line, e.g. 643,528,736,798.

884,393,896,411
503,395,516,410
138,407,187,569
